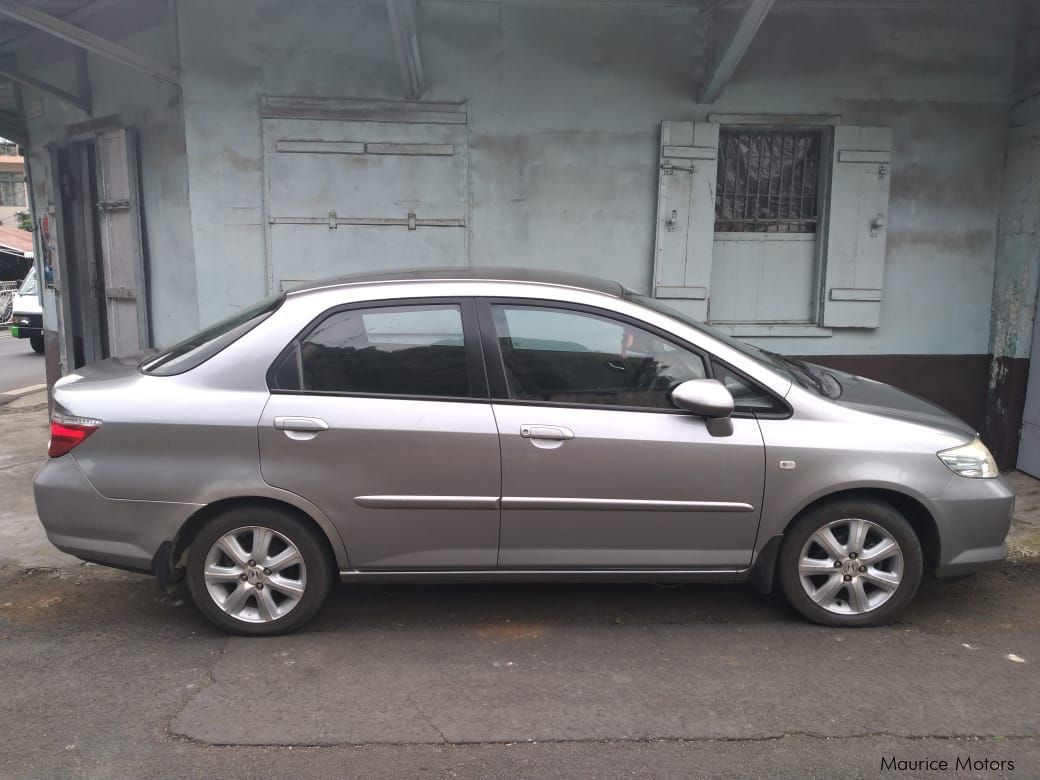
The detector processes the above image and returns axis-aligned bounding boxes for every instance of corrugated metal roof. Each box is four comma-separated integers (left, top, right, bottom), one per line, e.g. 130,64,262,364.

0,225,33,255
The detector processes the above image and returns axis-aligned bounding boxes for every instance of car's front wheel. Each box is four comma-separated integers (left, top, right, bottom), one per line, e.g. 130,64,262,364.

29,334,44,354
186,505,333,636
778,499,923,627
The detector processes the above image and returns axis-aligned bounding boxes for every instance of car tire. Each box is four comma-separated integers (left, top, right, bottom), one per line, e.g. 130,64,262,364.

29,334,44,354
186,505,333,636
778,499,923,627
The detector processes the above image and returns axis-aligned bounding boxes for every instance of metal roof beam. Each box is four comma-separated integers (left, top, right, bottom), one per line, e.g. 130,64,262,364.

0,0,179,86
699,0,776,104
0,60,90,113
386,0,425,100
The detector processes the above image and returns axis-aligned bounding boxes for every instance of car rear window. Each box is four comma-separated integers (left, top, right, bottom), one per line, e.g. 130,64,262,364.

141,294,284,376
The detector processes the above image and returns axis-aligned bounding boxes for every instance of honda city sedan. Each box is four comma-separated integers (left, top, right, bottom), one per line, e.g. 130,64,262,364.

34,269,1014,635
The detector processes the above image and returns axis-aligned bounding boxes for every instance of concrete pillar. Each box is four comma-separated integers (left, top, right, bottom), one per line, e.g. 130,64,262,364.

984,5,1040,468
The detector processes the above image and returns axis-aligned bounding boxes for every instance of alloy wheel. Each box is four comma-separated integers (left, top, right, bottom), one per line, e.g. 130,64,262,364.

797,517,904,615
203,525,308,623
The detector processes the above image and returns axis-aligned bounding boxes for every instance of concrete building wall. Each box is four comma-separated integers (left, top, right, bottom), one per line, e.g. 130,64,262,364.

176,0,1015,358
992,1,1040,467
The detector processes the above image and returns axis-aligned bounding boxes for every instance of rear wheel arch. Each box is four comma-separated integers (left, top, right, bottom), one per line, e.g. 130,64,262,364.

171,497,343,576
781,488,940,575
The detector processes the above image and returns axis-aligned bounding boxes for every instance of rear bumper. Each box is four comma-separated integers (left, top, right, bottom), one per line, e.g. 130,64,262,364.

930,474,1015,577
33,455,202,574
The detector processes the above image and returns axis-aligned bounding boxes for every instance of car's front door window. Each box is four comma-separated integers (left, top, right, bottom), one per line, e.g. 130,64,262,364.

490,304,706,409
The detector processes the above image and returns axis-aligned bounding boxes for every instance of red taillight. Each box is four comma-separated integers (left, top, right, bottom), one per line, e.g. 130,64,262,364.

48,413,101,458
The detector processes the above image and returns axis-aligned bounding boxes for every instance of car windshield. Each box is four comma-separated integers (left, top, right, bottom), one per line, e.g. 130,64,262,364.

18,267,37,296
626,292,842,399
141,293,284,376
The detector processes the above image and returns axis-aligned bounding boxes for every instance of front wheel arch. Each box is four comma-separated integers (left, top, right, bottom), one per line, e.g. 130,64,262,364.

779,488,940,577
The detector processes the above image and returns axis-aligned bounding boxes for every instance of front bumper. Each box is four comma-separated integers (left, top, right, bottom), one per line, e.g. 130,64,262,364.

10,312,42,339
930,473,1015,577
33,455,202,574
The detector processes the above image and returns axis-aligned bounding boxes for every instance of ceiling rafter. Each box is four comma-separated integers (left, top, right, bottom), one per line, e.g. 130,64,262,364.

0,0,179,86
699,0,776,104
386,0,426,100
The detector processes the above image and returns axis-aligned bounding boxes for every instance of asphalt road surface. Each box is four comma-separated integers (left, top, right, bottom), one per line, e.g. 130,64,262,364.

0,330,44,395
1,563,1037,778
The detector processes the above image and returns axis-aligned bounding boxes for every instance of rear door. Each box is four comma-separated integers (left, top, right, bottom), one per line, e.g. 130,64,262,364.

258,298,501,569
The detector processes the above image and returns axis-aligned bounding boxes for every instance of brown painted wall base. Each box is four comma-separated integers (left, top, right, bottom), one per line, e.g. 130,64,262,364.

801,354,1026,471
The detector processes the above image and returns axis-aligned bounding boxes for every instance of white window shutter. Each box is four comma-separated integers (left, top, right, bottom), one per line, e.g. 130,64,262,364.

96,128,149,355
821,126,892,328
652,121,719,321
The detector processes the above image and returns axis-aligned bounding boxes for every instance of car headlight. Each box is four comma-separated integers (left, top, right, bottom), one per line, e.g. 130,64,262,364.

937,438,998,479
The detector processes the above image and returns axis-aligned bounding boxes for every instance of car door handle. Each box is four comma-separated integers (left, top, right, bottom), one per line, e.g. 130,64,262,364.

274,416,329,432
520,425,574,441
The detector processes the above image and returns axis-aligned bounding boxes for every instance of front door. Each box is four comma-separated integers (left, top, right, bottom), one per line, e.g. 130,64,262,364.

259,299,501,569
482,301,765,569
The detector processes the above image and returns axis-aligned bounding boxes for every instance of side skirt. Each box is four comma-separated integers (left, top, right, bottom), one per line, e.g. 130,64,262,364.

338,568,749,585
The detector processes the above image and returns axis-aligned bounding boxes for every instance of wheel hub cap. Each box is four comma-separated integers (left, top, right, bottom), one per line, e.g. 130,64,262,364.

797,517,904,616
203,525,307,624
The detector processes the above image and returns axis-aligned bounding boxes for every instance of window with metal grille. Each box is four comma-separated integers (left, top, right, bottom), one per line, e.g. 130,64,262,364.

0,141,17,156
715,129,822,233
0,172,26,207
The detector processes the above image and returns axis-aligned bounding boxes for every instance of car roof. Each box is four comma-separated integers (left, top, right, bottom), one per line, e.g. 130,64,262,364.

284,267,625,298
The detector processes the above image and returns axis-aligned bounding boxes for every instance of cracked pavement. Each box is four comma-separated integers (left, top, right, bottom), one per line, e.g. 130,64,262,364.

1,562,1038,777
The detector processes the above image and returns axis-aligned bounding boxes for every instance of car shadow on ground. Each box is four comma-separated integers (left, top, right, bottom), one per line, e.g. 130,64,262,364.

1,562,1035,640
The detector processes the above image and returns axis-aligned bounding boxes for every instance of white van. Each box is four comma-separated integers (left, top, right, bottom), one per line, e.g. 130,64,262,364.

10,266,43,354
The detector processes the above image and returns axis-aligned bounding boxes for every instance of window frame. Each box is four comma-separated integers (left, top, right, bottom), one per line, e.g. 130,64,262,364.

475,297,790,419
709,121,835,328
0,170,27,208
265,296,490,402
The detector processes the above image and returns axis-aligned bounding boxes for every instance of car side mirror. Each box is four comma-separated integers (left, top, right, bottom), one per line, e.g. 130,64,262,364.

670,379,735,437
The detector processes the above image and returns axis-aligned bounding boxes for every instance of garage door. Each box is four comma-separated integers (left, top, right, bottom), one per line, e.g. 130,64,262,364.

261,98,468,291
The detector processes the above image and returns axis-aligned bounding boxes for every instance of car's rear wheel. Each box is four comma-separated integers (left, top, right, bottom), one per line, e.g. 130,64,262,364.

186,506,332,636
29,334,44,354
778,499,923,627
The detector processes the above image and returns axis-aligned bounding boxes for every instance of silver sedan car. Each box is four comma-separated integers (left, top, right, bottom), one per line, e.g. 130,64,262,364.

34,269,1013,635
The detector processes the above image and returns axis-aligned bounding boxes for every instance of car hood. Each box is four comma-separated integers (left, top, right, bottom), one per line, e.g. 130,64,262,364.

808,363,977,441
11,292,42,315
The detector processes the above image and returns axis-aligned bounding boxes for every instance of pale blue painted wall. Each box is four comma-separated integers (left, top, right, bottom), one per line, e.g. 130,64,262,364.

176,0,1016,358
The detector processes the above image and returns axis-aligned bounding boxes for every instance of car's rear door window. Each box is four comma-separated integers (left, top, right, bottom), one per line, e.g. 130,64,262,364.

273,303,474,398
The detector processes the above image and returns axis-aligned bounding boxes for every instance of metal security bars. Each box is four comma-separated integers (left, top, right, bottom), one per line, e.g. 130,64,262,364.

715,129,822,233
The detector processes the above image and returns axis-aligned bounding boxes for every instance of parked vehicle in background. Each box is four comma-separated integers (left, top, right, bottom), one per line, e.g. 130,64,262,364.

10,266,43,354
33,268,1014,635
